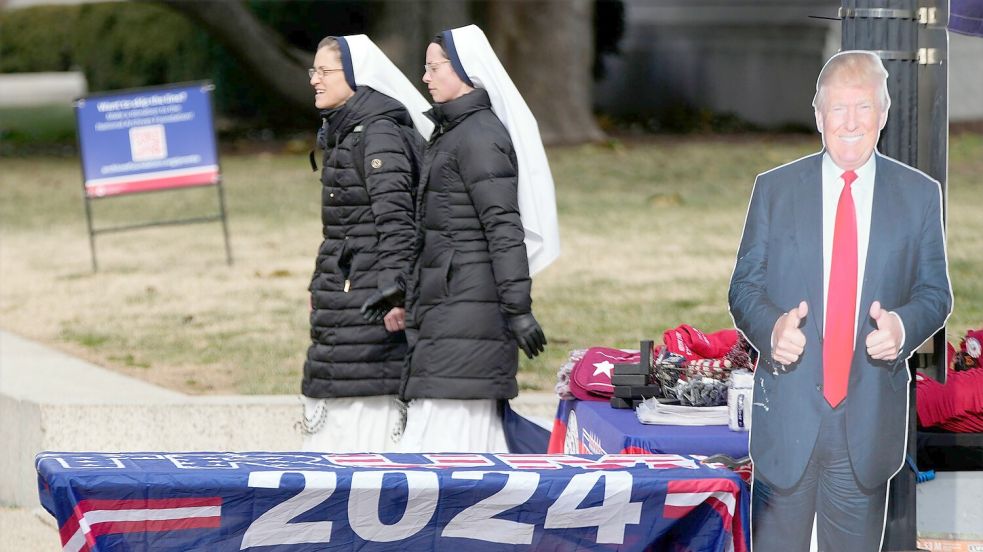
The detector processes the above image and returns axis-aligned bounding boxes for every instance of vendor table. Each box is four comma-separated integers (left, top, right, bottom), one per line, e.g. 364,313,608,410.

548,399,750,459
37,451,749,552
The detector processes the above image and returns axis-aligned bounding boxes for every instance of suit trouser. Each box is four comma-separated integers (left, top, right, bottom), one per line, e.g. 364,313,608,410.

751,404,889,552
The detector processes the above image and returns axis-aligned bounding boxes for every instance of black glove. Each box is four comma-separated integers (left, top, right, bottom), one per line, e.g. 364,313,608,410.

508,313,547,359
360,284,405,322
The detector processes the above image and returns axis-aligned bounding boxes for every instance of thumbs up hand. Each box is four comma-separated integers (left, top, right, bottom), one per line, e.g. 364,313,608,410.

771,301,809,367
866,301,903,361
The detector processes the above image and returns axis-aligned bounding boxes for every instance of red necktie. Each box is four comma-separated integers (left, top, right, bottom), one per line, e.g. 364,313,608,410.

824,170,858,407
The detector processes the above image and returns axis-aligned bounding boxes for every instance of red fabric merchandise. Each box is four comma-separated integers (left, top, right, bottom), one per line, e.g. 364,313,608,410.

916,333,983,432
662,324,739,361
568,347,640,401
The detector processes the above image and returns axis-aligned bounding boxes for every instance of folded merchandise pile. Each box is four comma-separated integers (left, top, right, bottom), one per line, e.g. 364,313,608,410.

635,398,729,425
554,324,756,410
554,348,587,401
612,326,754,409
652,326,755,408
917,328,983,432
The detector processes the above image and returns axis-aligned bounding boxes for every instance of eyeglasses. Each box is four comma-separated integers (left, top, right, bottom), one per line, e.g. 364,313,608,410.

423,60,450,75
308,67,344,78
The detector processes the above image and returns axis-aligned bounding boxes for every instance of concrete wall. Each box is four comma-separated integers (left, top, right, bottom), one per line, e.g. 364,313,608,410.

596,0,983,128
950,32,983,123
0,331,557,509
595,0,839,128
917,471,983,541
0,73,87,107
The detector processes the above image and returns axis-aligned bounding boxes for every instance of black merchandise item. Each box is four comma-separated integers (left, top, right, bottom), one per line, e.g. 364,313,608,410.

612,374,647,387
609,397,636,409
613,385,662,400
613,363,649,375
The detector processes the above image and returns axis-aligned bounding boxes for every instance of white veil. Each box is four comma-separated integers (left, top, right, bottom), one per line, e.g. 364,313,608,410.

337,34,434,140
443,25,561,276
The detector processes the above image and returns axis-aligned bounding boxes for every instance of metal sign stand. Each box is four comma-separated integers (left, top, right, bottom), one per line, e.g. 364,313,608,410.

80,180,233,272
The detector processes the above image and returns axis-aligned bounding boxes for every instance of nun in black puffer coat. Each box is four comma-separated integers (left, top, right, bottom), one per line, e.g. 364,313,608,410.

299,34,432,453
302,85,421,399
394,25,558,453
401,86,536,401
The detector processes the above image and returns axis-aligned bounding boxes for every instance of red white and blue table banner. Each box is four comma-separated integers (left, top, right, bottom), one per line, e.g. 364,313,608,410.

37,451,749,552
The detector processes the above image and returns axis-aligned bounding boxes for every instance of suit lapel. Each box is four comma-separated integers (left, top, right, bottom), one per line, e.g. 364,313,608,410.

794,154,825,338
857,154,893,347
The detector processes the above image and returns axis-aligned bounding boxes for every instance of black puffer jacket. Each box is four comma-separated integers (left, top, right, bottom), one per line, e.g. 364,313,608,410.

303,87,423,398
402,88,531,400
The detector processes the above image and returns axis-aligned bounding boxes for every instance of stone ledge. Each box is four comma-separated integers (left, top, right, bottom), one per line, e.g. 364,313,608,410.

0,331,305,507
1,393,302,507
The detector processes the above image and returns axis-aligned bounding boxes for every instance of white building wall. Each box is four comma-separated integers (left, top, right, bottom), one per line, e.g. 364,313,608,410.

596,0,983,127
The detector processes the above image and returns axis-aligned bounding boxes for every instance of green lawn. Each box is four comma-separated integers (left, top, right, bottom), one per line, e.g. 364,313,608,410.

1,134,980,395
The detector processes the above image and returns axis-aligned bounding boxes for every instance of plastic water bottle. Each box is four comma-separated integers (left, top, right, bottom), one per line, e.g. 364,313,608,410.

728,369,754,432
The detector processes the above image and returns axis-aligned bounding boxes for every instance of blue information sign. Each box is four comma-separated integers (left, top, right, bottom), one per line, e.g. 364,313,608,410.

75,82,220,197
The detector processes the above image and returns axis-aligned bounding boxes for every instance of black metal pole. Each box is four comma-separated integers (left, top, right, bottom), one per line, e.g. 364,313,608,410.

216,179,234,266
917,0,950,387
204,82,233,267
840,1,949,549
83,194,98,273
74,98,99,273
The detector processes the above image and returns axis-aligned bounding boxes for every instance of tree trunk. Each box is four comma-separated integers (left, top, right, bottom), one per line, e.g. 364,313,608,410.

153,0,312,116
375,1,426,88
487,0,604,144
375,0,474,96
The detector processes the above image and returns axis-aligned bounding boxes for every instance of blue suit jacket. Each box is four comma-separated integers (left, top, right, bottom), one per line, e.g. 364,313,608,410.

728,151,951,490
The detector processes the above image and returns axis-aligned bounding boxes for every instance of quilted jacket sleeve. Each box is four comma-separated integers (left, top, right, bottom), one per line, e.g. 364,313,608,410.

361,119,418,294
458,124,532,315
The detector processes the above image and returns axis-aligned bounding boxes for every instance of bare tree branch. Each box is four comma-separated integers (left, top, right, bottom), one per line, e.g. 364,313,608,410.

152,0,312,115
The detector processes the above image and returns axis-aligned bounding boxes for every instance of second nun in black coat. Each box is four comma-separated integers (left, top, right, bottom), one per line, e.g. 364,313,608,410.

392,28,550,452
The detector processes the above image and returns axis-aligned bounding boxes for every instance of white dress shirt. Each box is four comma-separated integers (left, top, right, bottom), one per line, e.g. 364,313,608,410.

821,152,904,353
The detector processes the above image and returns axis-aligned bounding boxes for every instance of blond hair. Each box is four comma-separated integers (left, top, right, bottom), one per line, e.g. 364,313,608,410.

813,51,891,112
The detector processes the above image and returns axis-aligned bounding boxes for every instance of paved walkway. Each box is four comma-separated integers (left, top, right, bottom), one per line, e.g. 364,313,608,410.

0,508,59,552
0,331,185,403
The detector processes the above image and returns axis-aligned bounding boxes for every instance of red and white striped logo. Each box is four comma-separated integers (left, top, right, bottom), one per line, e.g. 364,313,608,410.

663,478,747,552
59,497,222,552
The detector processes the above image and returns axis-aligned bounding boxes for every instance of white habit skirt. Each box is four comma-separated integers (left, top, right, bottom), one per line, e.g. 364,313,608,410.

396,398,508,453
300,395,403,453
